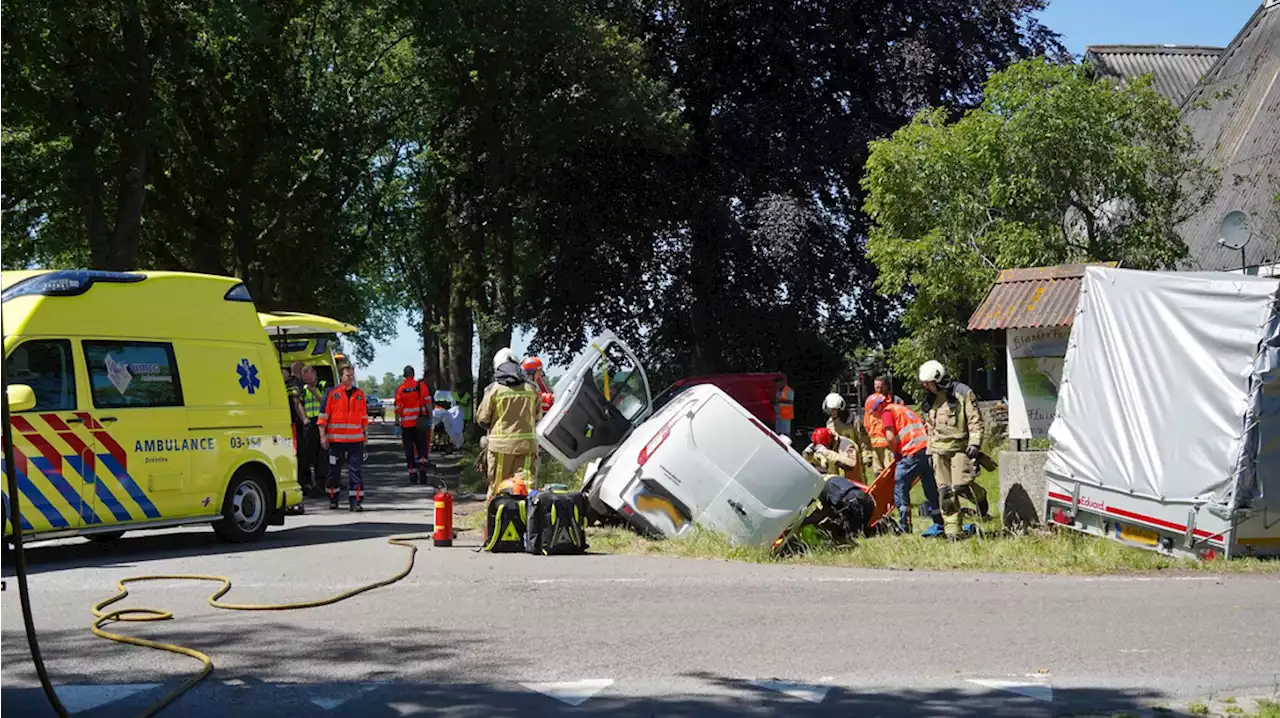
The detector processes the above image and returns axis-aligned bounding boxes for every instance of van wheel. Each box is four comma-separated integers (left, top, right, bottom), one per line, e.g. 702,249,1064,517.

213,471,271,543
86,531,126,544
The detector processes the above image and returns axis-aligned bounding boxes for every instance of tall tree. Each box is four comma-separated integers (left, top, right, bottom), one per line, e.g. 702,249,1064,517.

863,57,1217,377
398,0,683,395
533,0,1068,382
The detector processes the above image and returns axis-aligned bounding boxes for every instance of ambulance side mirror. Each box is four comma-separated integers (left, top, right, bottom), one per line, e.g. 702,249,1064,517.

6,384,36,413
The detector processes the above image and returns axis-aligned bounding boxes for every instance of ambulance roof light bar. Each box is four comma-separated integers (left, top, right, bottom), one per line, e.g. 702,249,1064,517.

1,270,145,302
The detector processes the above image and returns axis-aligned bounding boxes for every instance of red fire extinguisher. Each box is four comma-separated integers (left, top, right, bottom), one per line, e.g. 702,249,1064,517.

433,490,454,547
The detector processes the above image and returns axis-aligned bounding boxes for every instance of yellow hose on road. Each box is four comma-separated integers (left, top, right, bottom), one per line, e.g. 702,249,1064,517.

88,534,433,718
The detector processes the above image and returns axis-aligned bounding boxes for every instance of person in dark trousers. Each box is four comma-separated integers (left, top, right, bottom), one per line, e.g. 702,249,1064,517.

319,365,369,511
394,365,433,487
299,365,328,497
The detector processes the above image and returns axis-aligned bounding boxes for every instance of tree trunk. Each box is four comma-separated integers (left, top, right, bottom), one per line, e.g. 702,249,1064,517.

420,301,442,390
685,102,723,374
491,196,516,352
72,106,111,269
445,263,474,399
108,0,157,271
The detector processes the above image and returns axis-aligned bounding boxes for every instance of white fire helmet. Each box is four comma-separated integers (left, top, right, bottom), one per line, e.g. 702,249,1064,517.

918,360,946,383
822,393,846,412
493,347,519,370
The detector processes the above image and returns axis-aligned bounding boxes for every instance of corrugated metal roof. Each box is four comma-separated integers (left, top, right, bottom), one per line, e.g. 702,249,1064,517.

1085,45,1224,105
967,263,1119,331
1180,4,1280,272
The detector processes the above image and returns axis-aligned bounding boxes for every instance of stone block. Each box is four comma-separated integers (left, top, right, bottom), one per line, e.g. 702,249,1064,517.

999,450,1048,530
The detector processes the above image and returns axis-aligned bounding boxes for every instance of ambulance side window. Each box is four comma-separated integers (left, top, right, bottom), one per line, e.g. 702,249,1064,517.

5,340,77,412
82,341,184,409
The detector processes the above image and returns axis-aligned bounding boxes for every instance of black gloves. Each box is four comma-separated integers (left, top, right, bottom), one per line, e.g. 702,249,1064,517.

965,444,980,460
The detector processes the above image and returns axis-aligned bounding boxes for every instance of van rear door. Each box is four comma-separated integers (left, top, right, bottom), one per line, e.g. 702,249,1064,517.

536,331,653,472
690,392,824,546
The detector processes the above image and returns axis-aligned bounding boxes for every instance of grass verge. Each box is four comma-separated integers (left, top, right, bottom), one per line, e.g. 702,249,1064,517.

585,466,1280,575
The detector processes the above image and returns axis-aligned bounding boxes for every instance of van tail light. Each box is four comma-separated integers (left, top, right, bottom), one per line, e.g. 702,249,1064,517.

292,424,298,454
637,398,696,467
638,420,676,467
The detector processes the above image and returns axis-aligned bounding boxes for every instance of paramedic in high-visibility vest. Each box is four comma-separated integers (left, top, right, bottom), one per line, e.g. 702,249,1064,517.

873,396,944,537
477,348,540,500
918,360,988,539
318,364,370,511
394,365,432,486
775,378,795,436
863,375,904,477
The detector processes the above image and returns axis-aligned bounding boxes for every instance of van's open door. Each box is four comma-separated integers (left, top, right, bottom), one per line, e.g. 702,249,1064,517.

536,331,653,472
257,312,357,337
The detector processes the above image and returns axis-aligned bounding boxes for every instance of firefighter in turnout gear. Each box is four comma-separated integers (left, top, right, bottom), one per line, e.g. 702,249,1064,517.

918,360,989,539
394,365,432,486
477,348,540,499
804,427,862,482
319,364,369,511
823,392,870,480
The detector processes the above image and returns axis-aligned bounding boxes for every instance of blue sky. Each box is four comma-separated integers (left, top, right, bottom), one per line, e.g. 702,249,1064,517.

357,0,1259,384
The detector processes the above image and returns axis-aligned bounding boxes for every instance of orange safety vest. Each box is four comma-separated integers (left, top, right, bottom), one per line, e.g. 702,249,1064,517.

864,393,904,448
881,403,928,457
776,385,795,421
395,378,430,428
319,385,369,443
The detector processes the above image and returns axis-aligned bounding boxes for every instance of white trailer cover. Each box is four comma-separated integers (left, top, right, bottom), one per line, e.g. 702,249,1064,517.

1046,267,1280,515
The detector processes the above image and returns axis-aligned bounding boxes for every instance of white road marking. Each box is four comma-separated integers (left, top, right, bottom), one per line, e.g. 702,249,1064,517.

967,678,1053,702
1080,576,1221,582
527,578,646,585
520,678,614,706
55,684,160,712
748,679,831,704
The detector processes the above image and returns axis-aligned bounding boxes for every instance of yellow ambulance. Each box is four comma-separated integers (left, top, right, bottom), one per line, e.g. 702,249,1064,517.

259,311,357,389
2,270,303,544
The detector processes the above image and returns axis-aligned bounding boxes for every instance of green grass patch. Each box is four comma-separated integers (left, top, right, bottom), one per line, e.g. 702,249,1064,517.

583,465,1280,574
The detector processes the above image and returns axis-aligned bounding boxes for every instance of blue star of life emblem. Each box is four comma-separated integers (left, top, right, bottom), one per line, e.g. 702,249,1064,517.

237,358,261,395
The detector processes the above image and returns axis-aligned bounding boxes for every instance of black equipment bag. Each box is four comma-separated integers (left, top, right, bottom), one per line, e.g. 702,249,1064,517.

525,489,589,555
483,492,528,553
820,477,876,539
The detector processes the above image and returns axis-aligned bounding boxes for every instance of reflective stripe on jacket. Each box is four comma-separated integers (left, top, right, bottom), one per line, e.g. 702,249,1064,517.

477,383,539,454
395,379,430,428
924,382,984,455
301,385,323,420
318,385,369,443
776,385,795,421
863,393,904,448
882,403,928,457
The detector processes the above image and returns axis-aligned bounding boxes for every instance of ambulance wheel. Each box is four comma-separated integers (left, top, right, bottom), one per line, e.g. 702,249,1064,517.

86,531,126,544
214,470,271,543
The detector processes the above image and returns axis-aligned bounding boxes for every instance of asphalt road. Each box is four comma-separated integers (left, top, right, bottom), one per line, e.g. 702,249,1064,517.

3,424,1278,717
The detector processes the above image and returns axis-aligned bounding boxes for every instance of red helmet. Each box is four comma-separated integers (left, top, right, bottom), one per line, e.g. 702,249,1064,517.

811,427,834,448
521,356,543,372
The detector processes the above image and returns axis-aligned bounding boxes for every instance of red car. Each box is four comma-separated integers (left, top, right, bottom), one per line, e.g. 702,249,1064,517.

651,372,786,428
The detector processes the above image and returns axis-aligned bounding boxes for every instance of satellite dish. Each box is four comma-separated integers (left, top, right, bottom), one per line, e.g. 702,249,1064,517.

1219,210,1253,250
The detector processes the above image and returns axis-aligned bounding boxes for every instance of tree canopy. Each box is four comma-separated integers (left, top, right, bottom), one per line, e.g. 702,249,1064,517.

863,57,1215,379
3,0,1069,406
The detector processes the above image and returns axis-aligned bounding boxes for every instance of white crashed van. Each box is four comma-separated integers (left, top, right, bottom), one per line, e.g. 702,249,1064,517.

536,331,825,548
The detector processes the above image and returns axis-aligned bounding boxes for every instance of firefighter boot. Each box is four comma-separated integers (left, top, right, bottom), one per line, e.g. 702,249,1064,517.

939,486,964,539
